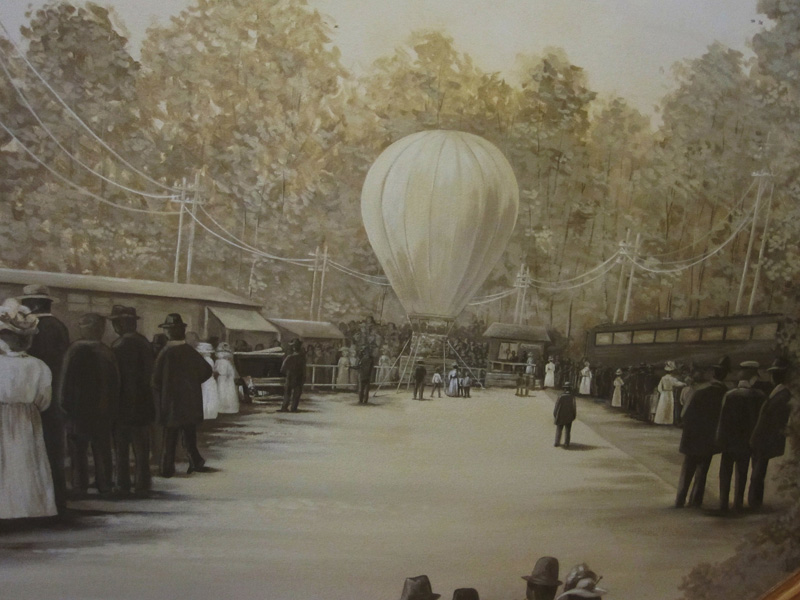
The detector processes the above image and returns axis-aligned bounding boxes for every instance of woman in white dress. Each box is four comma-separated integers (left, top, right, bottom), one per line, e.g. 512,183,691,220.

215,342,239,414
196,343,219,420
544,357,556,388
446,364,460,397
335,347,350,389
578,362,593,396
348,347,359,385
654,361,685,425
378,350,391,384
0,299,57,519
611,368,624,408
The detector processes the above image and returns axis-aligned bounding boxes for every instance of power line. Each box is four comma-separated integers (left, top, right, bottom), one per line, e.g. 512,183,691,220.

196,205,314,265
0,119,181,215
630,200,757,274
0,49,177,200
0,18,179,193
527,252,621,285
647,179,756,260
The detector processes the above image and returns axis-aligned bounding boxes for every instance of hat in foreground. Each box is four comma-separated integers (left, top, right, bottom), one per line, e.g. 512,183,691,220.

108,305,140,320
0,298,39,335
18,284,59,303
767,357,789,372
522,556,562,587
158,313,187,329
400,575,441,600
451,588,479,600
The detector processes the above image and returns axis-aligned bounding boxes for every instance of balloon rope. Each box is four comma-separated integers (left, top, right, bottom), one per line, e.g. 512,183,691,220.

397,336,422,392
371,336,411,398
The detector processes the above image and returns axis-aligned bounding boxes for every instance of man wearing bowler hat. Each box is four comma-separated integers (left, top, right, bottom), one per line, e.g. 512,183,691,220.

554,382,577,448
399,575,441,600
151,313,212,476
748,357,793,510
675,355,729,508
59,313,120,496
109,306,155,495
714,360,765,513
522,556,562,600
18,284,70,513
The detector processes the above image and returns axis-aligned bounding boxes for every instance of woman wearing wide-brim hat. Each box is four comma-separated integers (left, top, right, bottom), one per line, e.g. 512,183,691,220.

0,298,57,519
653,360,686,425
611,368,624,408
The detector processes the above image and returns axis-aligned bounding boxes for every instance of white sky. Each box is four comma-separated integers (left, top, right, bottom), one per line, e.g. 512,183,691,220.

1,0,766,116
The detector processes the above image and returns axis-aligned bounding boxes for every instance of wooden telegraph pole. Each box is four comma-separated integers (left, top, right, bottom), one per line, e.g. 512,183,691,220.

185,171,201,284
172,178,187,283
622,233,641,323
613,229,631,323
735,171,769,314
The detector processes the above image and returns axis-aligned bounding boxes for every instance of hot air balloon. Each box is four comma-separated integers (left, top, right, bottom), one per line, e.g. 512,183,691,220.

361,130,519,336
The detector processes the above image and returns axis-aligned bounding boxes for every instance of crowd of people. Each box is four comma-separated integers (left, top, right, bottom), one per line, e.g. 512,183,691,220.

396,558,607,600
0,284,248,521
563,353,794,514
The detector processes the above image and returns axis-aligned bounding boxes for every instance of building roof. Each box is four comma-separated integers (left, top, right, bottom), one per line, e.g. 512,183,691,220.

0,268,260,307
266,318,344,340
483,322,551,343
208,307,279,333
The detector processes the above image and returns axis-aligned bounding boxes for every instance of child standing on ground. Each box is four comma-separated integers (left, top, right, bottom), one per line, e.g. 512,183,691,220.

431,368,443,398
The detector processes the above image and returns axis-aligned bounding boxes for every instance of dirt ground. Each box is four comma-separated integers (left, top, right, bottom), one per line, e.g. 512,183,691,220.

0,388,788,600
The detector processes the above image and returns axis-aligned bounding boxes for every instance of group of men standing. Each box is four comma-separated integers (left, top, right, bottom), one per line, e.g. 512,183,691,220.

21,284,216,510
676,355,793,513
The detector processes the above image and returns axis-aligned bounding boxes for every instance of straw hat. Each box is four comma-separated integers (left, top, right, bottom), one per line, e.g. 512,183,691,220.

18,284,59,303
664,361,676,372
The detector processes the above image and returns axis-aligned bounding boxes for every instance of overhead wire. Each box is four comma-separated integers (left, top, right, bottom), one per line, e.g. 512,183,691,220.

0,119,181,215
0,50,178,200
646,179,756,260
0,18,180,192
630,200,758,274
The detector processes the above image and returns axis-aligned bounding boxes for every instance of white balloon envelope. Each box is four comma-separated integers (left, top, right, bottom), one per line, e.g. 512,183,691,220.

361,130,519,333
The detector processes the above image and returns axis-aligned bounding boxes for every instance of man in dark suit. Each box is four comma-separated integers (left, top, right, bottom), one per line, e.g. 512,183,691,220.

109,306,155,496
412,359,426,400
355,346,375,405
280,339,306,412
715,361,765,513
675,356,729,508
59,313,120,496
151,313,212,477
553,382,577,448
18,284,70,513
748,357,793,510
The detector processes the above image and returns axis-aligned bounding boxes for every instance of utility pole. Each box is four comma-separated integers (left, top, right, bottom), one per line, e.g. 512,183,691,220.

172,179,186,283
308,246,320,320
622,233,641,323
613,229,631,323
316,243,328,321
735,171,769,314
185,172,201,284
748,181,774,315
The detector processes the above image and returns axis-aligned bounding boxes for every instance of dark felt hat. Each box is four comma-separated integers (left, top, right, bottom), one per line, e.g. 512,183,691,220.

400,575,441,600
451,588,479,600
78,312,106,329
714,355,731,371
108,305,140,320
767,357,790,372
158,313,187,328
523,556,562,587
